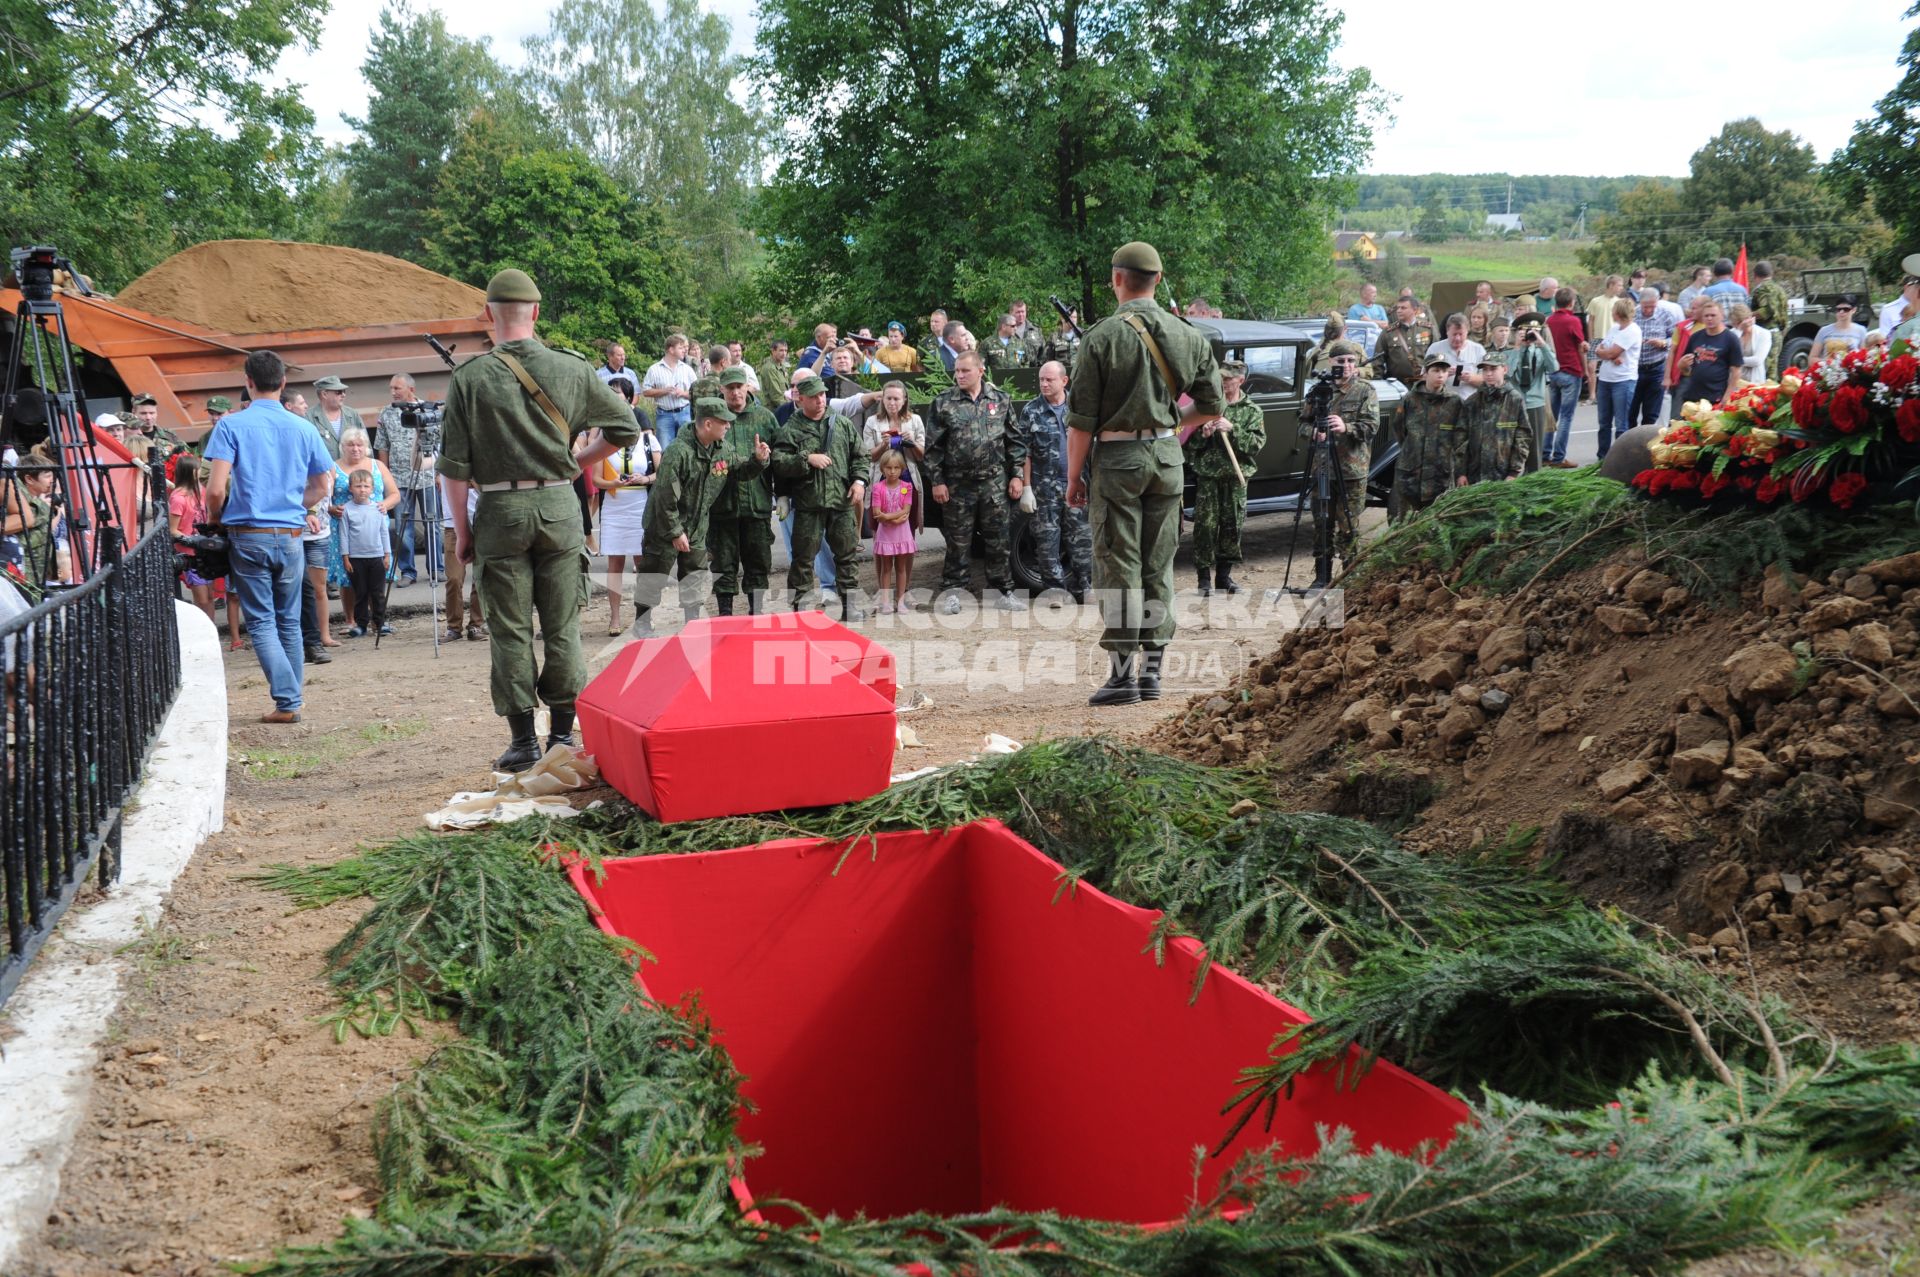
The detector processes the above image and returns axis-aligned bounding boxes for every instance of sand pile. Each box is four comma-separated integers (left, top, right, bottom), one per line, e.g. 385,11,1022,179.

115,240,487,335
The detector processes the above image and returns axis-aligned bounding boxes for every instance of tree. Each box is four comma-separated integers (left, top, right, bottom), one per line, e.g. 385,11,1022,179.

521,0,769,304
1829,1,1920,281
0,0,329,288
752,0,1380,328
1415,189,1449,242
425,120,694,353
338,3,504,261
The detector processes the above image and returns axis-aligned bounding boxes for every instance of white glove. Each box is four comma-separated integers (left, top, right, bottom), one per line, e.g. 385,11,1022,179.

775,495,792,522
1018,487,1037,515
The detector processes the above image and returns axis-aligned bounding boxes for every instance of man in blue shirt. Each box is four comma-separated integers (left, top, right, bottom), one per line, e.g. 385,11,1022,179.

1702,258,1750,316
1346,282,1387,324
205,350,337,724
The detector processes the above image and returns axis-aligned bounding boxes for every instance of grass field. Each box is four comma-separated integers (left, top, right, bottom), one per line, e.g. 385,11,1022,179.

1305,237,1599,316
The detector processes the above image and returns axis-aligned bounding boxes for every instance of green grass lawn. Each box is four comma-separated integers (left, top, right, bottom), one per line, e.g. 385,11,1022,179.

1416,239,1590,286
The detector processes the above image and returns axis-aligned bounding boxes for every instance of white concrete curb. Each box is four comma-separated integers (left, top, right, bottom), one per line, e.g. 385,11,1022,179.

0,601,228,1270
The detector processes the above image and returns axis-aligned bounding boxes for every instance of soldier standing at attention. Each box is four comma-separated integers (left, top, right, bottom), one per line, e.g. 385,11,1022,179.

1185,359,1265,596
441,269,636,773
630,398,754,635
1065,241,1224,706
1391,355,1466,521
1018,360,1091,602
709,367,781,615
1370,295,1428,385
774,374,868,619
1462,356,1532,484
1302,338,1376,589
927,350,1026,612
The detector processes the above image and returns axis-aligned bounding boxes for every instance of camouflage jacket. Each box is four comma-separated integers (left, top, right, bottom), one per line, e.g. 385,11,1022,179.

643,432,730,547
712,401,780,519
1185,396,1266,481
983,334,1034,372
1372,320,1433,383
1301,377,1378,479
1392,386,1465,506
1462,386,1532,483
926,384,1023,486
1018,396,1072,490
774,408,869,511
1749,281,1790,331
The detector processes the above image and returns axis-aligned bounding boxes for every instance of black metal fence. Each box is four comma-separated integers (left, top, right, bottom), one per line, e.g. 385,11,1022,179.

0,466,181,1008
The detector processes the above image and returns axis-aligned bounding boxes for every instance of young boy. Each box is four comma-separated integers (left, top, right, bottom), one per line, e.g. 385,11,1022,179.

341,469,393,636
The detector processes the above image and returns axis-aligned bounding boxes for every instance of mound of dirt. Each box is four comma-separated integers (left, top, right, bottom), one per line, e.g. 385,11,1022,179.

115,240,486,335
1157,548,1920,1032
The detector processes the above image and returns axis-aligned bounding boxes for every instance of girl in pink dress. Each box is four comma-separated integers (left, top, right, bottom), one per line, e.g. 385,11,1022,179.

869,449,916,613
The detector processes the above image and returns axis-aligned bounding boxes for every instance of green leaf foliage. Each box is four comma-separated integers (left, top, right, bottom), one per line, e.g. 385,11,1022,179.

1828,2,1920,281
250,738,1920,1275
750,0,1381,332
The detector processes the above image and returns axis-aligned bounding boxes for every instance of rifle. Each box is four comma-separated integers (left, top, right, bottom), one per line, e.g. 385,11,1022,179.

1048,295,1082,340
424,334,459,369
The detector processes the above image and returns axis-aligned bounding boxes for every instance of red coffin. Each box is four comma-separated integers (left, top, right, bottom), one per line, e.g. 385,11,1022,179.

570,820,1469,1227
577,614,897,822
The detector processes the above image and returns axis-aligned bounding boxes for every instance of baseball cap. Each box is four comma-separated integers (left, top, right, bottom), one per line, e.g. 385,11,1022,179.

206,395,233,412
95,412,124,428
313,375,348,391
1478,355,1507,369
130,392,158,407
1219,359,1247,377
694,396,736,423
1423,354,1452,371
795,374,828,396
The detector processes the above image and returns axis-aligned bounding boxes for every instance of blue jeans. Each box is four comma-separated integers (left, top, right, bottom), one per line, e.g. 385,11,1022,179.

780,508,837,593
394,485,440,579
1595,379,1634,460
1547,370,1581,463
655,406,690,448
230,533,306,712
1632,363,1668,427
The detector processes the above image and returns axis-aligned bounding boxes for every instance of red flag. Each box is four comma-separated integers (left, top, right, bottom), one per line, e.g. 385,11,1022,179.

1734,244,1749,288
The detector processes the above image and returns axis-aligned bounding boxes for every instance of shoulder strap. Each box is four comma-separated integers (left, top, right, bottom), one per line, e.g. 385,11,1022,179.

491,349,571,442
1123,312,1182,401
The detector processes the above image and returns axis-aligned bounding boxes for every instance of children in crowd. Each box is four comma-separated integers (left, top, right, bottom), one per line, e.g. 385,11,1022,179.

340,469,393,637
868,449,916,613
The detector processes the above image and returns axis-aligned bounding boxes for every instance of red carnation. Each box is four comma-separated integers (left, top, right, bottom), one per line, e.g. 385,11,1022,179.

1699,473,1730,499
1830,384,1870,434
1755,476,1784,504
1791,380,1826,428
1882,354,1918,393
1830,471,1869,509
1671,469,1700,491
1631,469,1656,490
1899,398,1920,445
1734,474,1759,492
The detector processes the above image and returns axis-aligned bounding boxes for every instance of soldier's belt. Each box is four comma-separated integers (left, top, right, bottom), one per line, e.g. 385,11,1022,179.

1097,428,1174,441
475,478,573,492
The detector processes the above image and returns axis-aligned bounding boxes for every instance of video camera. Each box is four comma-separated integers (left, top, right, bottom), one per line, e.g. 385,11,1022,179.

173,521,231,580
7,245,90,304
399,400,444,430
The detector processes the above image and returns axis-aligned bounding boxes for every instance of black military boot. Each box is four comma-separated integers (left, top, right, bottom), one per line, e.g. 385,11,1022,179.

1088,652,1140,707
841,593,864,623
747,590,764,615
495,712,542,773
715,594,735,616
1137,649,1163,701
1196,568,1212,598
1215,566,1242,594
630,606,654,638
547,705,576,752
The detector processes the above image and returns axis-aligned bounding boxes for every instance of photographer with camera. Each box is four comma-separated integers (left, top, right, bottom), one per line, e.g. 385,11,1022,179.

167,455,244,650
1300,340,1377,589
375,373,442,588
204,350,338,724
1505,313,1556,473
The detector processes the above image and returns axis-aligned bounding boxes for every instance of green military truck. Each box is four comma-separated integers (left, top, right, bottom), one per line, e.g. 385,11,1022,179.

838,317,1405,592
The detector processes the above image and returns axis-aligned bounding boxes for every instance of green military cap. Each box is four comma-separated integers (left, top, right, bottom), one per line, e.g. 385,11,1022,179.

1219,359,1247,377
1511,310,1544,328
1903,252,1920,278
795,374,828,396
130,392,158,407
485,268,541,303
717,366,750,387
1111,241,1163,274
313,374,348,391
205,395,233,412
1478,354,1507,369
693,396,736,422
1423,353,1453,370
1325,339,1364,360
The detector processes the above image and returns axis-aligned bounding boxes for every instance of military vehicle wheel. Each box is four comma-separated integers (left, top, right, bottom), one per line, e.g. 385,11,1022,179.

1780,335,1813,373
1007,508,1046,594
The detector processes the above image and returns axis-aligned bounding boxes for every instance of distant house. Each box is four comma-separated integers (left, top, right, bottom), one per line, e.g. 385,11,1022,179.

1485,213,1524,235
1332,231,1379,261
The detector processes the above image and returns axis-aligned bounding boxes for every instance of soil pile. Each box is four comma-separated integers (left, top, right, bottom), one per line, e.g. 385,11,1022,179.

115,240,486,335
1158,546,1920,1032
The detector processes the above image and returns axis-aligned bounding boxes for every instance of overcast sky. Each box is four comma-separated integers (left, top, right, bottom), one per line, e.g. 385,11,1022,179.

274,0,1909,178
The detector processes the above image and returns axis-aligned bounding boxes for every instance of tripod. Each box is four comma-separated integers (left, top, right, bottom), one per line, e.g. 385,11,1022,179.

4,247,125,581
1281,374,1359,594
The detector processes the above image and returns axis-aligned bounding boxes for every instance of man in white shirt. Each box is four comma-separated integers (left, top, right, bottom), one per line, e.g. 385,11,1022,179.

597,343,634,386
1425,313,1485,403
1875,265,1919,336
640,335,697,446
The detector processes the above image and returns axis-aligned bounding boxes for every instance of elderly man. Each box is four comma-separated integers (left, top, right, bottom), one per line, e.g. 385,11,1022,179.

1630,290,1677,427
1018,360,1090,601
1873,259,1920,337
1534,278,1559,317
1347,282,1387,324
375,372,442,585
306,375,362,461
598,343,634,386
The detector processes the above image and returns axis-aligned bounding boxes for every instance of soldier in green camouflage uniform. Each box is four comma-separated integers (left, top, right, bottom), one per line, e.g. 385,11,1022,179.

1301,338,1376,587
630,398,747,634
1065,241,1225,705
1185,359,1266,595
1391,356,1466,520
128,393,187,459
708,367,781,615
1748,264,1790,379
983,314,1034,376
1370,296,1434,385
774,374,868,619
927,350,1026,610
1018,360,1091,598
1461,357,1532,484
441,268,637,772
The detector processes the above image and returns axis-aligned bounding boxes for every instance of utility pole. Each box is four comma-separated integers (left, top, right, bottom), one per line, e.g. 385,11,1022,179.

1506,181,1513,215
